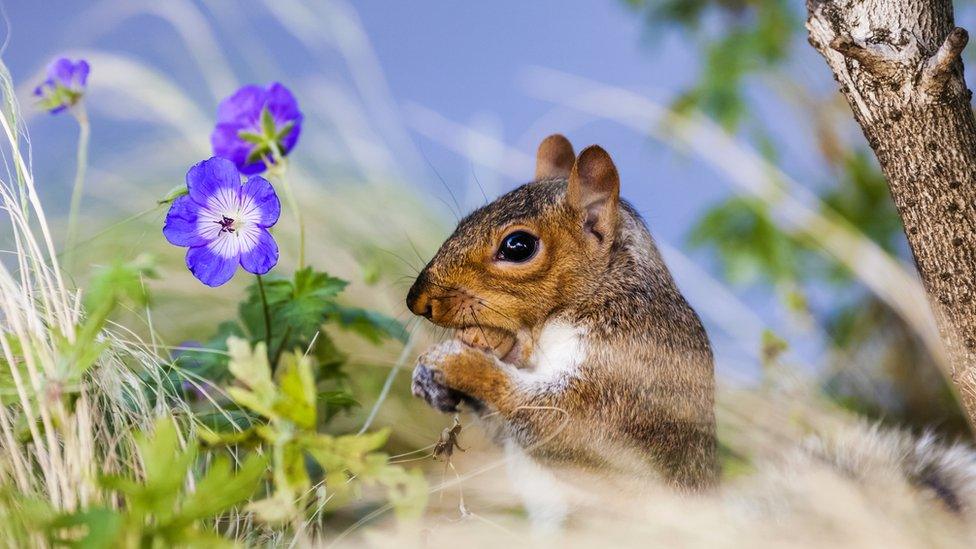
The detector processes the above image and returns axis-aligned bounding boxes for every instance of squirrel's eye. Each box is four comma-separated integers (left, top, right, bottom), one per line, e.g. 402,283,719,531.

496,231,538,263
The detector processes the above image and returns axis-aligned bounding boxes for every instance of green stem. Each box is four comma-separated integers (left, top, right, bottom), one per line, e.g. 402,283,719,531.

58,204,163,259
267,142,305,269
65,103,90,271
271,325,293,371
256,274,272,348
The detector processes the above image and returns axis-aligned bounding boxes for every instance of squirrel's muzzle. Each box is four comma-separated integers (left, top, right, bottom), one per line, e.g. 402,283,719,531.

406,273,433,319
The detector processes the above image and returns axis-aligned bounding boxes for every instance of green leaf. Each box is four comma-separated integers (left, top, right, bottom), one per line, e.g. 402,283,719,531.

245,143,272,165
260,107,277,140
48,507,123,549
0,336,30,405
303,428,390,474
331,305,408,344
236,130,266,145
226,337,277,418
61,255,158,380
282,269,348,340
84,254,157,312
247,490,297,524
157,184,188,205
176,453,267,525
239,268,348,354
632,0,796,131
688,196,802,287
273,351,317,429
276,121,295,141
196,424,262,447
319,390,359,422
283,443,310,493
135,419,197,519
313,333,347,380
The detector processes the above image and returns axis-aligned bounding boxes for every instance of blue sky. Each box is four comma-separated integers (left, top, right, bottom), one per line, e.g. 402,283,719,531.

7,0,727,238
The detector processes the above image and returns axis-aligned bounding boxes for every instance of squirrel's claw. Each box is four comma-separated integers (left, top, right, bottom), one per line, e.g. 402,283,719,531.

412,363,465,413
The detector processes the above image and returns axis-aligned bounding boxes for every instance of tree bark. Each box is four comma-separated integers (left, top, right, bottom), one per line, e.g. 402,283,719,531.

805,0,976,425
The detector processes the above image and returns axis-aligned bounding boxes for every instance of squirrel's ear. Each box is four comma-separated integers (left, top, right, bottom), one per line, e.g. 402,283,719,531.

568,145,620,243
535,134,575,180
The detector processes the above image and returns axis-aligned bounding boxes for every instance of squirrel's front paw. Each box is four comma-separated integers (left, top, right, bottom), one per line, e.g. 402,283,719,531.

411,362,466,412
412,341,499,413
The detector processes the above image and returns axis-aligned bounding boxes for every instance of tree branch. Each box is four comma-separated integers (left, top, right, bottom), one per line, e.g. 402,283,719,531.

830,35,897,75
922,27,969,92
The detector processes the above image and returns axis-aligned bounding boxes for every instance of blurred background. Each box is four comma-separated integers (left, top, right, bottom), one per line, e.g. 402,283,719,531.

5,0,973,452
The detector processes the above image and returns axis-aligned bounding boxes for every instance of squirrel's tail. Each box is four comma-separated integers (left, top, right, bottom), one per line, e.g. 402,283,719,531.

796,423,976,515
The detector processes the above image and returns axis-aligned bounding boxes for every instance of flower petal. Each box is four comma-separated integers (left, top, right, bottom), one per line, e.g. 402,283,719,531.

238,159,270,175
210,122,253,172
47,58,76,87
163,194,210,247
238,227,279,275
216,84,266,126
266,83,302,122
266,82,303,155
278,123,302,158
239,176,280,227
186,157,241,211
33,79,53,97
71,60,90,91
186,241,239,287
194,208,226,242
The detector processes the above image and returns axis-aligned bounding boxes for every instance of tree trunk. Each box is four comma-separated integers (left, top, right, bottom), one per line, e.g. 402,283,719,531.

805,0,976,425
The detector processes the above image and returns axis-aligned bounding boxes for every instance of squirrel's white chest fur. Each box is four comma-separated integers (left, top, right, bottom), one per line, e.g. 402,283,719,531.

518,320,586,388
506,320,584,530
505,439,569,531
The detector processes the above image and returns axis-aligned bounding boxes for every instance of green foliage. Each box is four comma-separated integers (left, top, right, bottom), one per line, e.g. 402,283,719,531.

0,336,26,405
177,266,404,426
84,253,157,313
689,196,801,286
820,152,904,257
60,254,159,382
332,305,409,344
239,267,348,355
39,419,266,548
688,152,904,294
1,255,161,408
205,338,427,524
626,0,798,129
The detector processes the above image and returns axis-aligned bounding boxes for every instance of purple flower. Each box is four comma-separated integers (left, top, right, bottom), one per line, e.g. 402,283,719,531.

211,83,303,175
164,157,281,287
34,58,90,114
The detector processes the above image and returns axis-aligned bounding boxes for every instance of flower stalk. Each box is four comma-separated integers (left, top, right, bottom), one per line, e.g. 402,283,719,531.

268,140,305,269
256,273,272,346
65,103,90,268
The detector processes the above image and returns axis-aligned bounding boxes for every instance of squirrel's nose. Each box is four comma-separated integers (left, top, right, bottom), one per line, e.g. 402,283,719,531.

406,275,433,319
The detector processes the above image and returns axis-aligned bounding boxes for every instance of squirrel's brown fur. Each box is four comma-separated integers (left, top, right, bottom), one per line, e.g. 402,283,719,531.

407,135,717,490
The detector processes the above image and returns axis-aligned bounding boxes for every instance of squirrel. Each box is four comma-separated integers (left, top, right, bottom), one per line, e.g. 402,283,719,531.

406,134,718,509
405,134,976,528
